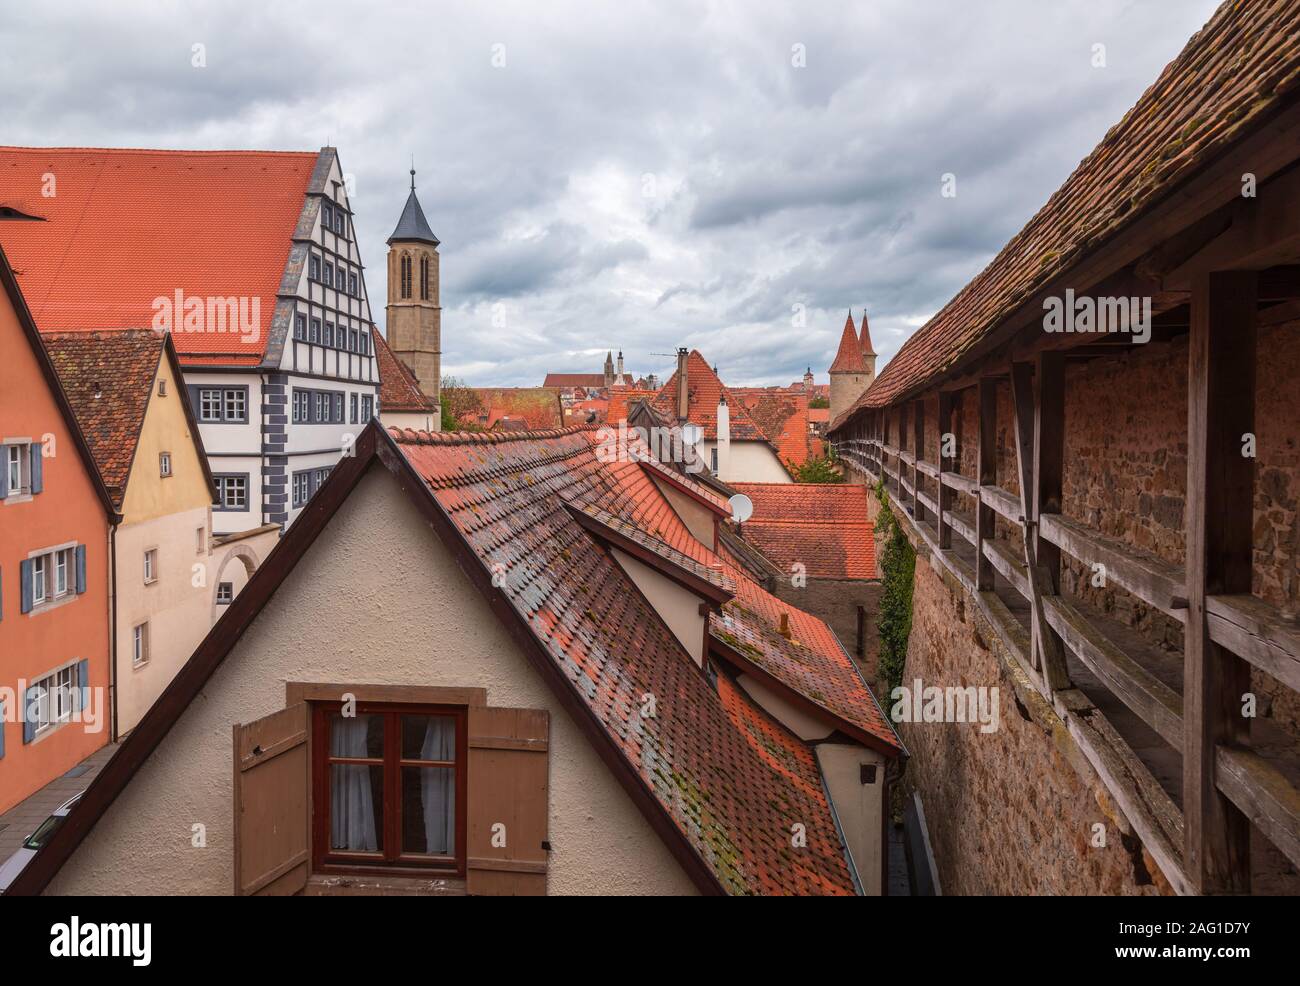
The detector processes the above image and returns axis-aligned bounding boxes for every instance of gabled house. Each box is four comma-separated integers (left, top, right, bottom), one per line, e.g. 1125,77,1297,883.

0,146,383,534
8,420,902,896
42,329,219,737
0,246,117,813
649,349,792,483
373,328,438,433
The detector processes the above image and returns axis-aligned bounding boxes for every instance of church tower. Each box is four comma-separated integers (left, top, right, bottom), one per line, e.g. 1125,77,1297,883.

603,350,615,387
386,168,442,415
829,309,871,422
859,311,877,385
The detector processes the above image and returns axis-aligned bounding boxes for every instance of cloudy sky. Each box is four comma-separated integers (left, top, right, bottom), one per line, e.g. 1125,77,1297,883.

1,0,1222,387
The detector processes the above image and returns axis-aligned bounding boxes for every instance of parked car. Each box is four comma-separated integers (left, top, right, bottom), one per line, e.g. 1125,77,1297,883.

0,793,82,893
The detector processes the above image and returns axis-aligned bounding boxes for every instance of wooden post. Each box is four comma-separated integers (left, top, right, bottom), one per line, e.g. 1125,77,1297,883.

937,391,954,549
976,378,997,591
1034,352,1064,589
1010,362,1070,692
912,400,925,523
1184,270,1256,895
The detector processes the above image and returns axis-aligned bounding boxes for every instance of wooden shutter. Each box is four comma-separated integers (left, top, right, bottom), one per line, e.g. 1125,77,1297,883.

29,448,41,494
0,454,7,498
22,686,36,744
74,545,86,595
467,706,550,896
19,559,33,614
233,703,310,896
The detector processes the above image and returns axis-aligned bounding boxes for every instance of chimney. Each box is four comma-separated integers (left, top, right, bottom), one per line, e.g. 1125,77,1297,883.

675,347,689,421
778,612,791,639
716,394,730,480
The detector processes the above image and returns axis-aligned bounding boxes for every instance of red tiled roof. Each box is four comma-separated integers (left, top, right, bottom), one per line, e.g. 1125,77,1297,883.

829,312,867,373
832,1,1300,428
730,388,813,466
651,350,766,441
41,329,166,506
543,372,633,388
808,407,830,424
859,312,876,357
372,328,437,413
0,147,318,362
605,387,659,425
391,424,899,892
730,482,877,580
466,387,563,430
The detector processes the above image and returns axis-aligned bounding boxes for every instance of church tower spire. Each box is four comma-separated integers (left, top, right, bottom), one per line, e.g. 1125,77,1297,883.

386,167,442,422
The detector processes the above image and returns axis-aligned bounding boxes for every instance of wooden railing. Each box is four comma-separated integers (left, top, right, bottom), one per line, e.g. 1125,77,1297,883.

831,352,1300,897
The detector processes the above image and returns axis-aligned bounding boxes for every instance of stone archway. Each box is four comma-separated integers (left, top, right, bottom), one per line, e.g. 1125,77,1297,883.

211,544,260,622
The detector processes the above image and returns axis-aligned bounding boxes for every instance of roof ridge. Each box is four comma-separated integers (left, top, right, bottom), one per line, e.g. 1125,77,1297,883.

389,423,597,445
0,145,318,157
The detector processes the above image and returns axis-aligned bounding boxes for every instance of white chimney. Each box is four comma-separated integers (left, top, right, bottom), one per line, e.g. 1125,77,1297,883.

715,394,730,480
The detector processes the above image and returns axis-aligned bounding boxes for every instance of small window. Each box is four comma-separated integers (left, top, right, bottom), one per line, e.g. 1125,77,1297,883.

324,322,335,348
334,208,345,236
350,329,359,353
350,393,358,424
32,553,47,605
324,262,334,289
332,394,344,422
215,475,248,511
224,389,246,422
31,665,77,735
400,254,412,299
310,318,321,343
711,448,719,474
312,704,466,871
199,389,222,422
217,582,234,605
292,471,310,508
159,452,172,478
295,313,307,340
196,526,206,554
361,332,370,356
143,548,157,584
4,441,32,496
349,273,358,296
361,396,374,421
133,623,150,667
322,202,333,230
310,254,321,281
420,256,430,301
158,379,168,397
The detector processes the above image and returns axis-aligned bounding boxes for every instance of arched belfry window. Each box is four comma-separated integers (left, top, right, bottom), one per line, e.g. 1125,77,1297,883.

400,253,412,299
420,256,430,300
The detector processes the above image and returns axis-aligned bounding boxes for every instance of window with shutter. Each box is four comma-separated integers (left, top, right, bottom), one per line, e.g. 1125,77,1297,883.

233,703,310,895
466,706,550,895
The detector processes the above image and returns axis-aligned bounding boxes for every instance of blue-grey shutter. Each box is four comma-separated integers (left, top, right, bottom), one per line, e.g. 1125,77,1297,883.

77,658,90,713
30,447,42,494
20,559,33,613
75,544,87,594
22,686,36,744
0,452,8,498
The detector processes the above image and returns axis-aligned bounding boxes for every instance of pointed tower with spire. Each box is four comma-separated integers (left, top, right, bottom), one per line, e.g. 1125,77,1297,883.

386,166,442,421
828,309,871,422
603,350,615,387
859,310,877,384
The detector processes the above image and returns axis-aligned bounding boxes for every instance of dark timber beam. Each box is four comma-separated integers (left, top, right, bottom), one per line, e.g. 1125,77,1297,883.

912,400,926,524
937,391,955,549
976,378,997,591
1010,362,1071,692
1184,270,1256,895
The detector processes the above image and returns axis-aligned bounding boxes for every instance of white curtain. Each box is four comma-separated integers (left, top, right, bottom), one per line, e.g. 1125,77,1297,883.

419,719,455,855
330,716,378,851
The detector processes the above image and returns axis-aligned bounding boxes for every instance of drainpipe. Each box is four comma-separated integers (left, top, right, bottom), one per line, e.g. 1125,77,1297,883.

108,521,119,742
716,395,730,481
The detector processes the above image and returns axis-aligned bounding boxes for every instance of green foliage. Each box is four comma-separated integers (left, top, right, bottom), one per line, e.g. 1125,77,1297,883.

808,396,829,409
440,376,483,431
788,454,843,483
874,482,915,698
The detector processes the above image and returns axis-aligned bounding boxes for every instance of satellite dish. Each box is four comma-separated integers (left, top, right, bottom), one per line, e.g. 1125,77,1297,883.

728,493,754,524
681,422,703,446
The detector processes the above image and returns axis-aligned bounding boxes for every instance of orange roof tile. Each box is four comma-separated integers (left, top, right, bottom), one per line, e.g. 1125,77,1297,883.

651,350,766,441
372,328,437,413
829,311,867,373
466,387,563,430
0,147,317,362
389,424,897,892
730,482,877,580
730,388,813,466
42,329,165,506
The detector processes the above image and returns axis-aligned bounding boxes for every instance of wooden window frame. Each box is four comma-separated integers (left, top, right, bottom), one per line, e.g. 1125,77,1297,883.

309,700,469,878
